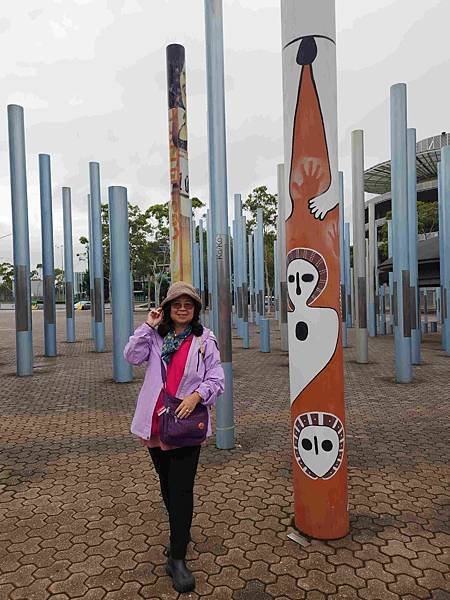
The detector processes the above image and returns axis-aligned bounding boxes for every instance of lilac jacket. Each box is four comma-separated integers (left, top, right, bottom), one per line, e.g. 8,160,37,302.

124,323,225,440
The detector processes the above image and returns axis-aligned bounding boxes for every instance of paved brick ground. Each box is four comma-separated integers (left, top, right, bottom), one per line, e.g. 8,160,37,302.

0,309,449,600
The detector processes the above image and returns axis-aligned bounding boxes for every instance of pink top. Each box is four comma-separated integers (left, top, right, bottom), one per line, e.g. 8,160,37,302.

140,334,193,451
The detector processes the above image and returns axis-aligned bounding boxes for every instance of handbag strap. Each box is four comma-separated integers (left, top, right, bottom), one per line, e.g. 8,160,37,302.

160,358,167,388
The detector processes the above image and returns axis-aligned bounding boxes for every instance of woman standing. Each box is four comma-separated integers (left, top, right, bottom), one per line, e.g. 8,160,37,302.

124,281,224,593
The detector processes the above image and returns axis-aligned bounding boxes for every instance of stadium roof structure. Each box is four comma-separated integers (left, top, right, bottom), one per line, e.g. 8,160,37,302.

364,133,450,195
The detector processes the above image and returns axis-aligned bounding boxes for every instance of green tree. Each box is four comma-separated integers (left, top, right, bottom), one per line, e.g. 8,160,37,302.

243,186,278,309
378,200,438,263
0,262,14,300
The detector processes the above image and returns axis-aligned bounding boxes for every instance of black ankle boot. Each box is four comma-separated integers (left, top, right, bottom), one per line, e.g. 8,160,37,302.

166,557,195,593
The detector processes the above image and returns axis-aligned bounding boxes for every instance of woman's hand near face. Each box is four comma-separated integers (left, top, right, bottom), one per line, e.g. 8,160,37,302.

175,392,202,419
146,307,163,328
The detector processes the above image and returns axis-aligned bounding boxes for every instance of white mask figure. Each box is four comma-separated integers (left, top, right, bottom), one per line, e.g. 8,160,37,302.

293,411,345,479
286,248,339,402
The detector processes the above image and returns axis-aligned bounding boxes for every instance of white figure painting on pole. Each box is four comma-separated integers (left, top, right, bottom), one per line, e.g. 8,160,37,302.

281,0,348,540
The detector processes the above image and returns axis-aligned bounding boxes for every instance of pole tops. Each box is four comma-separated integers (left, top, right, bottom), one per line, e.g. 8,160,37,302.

7,104,24,113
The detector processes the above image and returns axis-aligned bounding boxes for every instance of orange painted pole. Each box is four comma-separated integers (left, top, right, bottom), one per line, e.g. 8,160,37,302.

166,44,192,284
280,0,349,539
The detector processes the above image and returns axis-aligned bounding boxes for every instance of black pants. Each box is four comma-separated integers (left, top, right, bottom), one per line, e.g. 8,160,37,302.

148,445,201,560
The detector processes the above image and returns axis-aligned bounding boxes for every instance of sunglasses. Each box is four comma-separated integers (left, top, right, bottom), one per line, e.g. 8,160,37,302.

172,302,195,311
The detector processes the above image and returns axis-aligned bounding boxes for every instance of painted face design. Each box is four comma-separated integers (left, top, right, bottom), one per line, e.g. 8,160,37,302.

293,412,344,479
286,248,339,402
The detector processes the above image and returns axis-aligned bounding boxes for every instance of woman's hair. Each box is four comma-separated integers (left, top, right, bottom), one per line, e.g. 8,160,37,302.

157,299,203,338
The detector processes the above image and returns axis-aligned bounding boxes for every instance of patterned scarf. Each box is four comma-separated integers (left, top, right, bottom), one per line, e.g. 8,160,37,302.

161,325,193,364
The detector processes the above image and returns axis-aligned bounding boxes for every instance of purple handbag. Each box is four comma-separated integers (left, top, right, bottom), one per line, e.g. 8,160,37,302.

158,359,208,447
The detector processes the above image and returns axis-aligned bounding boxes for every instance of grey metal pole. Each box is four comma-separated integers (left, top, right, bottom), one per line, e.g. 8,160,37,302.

39,154,56,357
234,194,243,336
241,216,249,348
344,222,352,328
387,219,394,334
89,162,105,352
108,186,133,383
256,208,265,320
274,239,279,322
407,128,420,364
253,232,259,325
87,194,95,340
206,209,214,330
368,201,377,337
7,104,33,376
204,0,234,449
199,219,206,323
437,163,446,348
276,164,288,351
232,220,239,333
351,130,368,363
390,83,412,382
441,145,450,355
422,289,429,334
62,187,75,343
257,207,270,352
339,172,348,348
350,266,356,331
248,234,255,324
379,285,387,335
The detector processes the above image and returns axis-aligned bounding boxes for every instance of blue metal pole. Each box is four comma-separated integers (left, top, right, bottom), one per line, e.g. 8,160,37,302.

204,0,234,449
199,219,206,323
62,187,75,343
437,162,446,348
344,222,352,328
339,172,348,348
87,194,95,340
351,129,368,362
234,193,243,337
387,219,394,334
89,162,105,352
257,207,265,320
274,239,279,322
368,201,377,337
379,285,387,335
39,154,56,357
232,219,239,332
407,128,420,364
390,83,412,382
7,104,33,376
441,145,450,354
248,234,255,324
241,216,249,348
277,163,288,350
256,208,269,352
253,232,259,325
108,186,133,383
206,209,214,330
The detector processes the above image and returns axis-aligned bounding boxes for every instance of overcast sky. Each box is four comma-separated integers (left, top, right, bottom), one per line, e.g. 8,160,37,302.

0,0,448,270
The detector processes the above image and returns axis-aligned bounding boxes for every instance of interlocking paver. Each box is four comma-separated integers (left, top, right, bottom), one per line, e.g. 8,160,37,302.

0,313,449,599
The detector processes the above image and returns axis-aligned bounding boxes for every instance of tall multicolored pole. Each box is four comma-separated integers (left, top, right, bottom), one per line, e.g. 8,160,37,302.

166,44,192,284
281,0,348,539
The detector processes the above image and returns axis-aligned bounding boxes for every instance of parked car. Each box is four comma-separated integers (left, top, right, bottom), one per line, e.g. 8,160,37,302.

74,300,91,311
